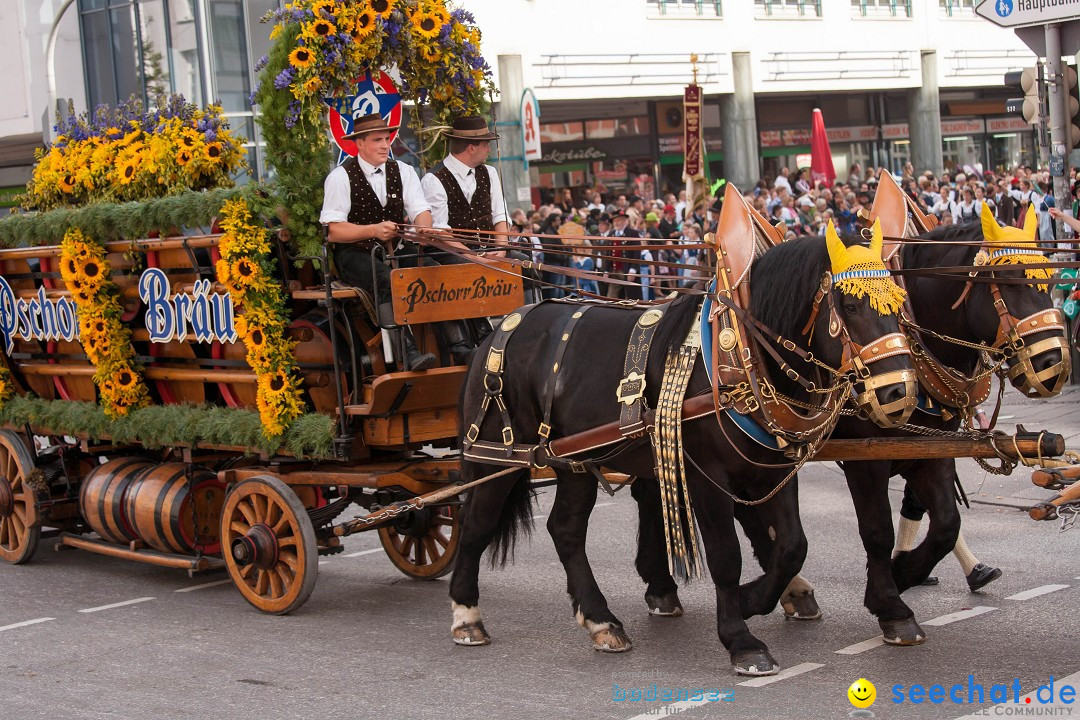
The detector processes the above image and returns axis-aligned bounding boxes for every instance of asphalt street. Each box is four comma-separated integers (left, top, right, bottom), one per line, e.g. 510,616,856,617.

1,385,1079,720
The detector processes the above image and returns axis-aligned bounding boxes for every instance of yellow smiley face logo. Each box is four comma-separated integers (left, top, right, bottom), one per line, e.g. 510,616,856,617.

848,678,876,708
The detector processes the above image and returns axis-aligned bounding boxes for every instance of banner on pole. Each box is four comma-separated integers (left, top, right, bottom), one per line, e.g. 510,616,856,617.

683,83,703,180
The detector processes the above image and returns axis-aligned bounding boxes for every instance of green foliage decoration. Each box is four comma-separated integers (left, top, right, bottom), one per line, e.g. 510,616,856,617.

0,396,335,458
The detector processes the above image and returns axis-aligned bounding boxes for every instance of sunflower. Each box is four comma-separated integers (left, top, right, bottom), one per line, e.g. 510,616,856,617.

289,46,315,69
352,9,376,40
204,142,223,163
418,43,441,63
306,19,336,38
311,0,336,17
113,367,137,390
246,325,267,349
303,76,322,94
80,257,109,286
58,174,77,193
410,9,443,39
176,149,192,166
231,257,259,286
215,258,232,285
371,0,397,18
118,158,139,185
61,256,81,283
258,369,294,400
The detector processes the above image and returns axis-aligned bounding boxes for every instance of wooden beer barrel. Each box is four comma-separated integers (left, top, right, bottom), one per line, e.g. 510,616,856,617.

78,458,154,545
125,463,227,555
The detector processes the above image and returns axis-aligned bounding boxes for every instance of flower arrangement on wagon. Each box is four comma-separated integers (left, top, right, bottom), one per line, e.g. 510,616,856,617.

59,228,150,418
23,95,247,211
254,0,496,259
216,198,306,437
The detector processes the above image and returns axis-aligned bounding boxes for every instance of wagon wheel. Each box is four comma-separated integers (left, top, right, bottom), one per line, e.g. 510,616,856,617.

220,475,318,614
0,430,40,565
378,502,459,580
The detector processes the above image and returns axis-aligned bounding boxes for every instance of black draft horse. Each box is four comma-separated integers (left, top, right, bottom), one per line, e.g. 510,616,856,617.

448,233,915,676
633,211,1069,646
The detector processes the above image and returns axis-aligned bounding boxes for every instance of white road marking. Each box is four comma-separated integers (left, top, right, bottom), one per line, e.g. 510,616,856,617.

594,502,615,508
0,617,55,632
922,606,997,627
1005,584,1069,601
175,580,231,593
951,669,1080,719
343,548,383,558
835,637,884,655
531,514,547,521
738,662,825,687
78,597,155,613
319,560,330,565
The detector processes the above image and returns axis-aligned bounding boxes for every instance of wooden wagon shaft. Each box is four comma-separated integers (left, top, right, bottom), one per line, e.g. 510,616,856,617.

1031,464,1080,488
812,432,1064,462
57,533,225,571
0,234,223,260
16,363,330,388
1028,479,1080,521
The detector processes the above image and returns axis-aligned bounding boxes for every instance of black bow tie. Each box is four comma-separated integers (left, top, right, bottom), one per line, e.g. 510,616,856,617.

373,167,382,175
467,169,473,176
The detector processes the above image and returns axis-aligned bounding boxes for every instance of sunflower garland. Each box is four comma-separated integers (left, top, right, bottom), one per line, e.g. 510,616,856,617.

58,228,150,418
215,198,306,438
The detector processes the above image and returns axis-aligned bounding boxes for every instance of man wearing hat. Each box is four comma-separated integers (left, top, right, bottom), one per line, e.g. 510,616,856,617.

319,112,438,370
421,115,512,361
603,209,641,300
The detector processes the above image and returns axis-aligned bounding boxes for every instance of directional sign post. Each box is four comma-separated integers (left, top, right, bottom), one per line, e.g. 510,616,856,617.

976,0,1080,29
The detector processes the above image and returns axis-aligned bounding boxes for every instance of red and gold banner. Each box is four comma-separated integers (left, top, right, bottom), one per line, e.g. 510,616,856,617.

683,83,703,180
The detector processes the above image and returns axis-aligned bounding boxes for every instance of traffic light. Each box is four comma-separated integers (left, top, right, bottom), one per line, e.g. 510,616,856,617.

1067,65,1080,149
1005,67,1041,125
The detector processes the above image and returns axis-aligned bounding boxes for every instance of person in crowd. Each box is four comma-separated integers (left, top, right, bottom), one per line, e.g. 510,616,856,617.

774,166,792,194
930,185,958,220
659,204,681,239
954,187,979,224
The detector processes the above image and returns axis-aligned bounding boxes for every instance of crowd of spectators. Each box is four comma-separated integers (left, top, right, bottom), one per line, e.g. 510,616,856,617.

509,160,1080,300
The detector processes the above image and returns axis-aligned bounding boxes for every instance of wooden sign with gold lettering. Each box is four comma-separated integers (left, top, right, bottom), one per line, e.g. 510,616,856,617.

390,261,524,325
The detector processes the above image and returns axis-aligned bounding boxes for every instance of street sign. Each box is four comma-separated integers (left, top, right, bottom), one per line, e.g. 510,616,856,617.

976,0,1080,29
520,88,541,166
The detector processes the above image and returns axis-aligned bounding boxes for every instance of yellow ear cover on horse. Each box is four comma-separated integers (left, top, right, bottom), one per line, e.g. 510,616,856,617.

980,197,1050,291
826,219,906,316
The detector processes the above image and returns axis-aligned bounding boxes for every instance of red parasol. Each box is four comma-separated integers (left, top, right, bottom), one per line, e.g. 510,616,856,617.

810,108,836,188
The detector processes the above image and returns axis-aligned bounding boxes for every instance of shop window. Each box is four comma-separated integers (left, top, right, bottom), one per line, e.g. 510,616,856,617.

647,0,722,16
540,122,585,143
939,0,974,16
756,0,822,17
851,0,911,17
585,117,651,140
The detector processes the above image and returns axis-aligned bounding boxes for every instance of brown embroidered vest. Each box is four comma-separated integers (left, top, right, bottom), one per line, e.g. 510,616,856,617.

343,157,405,225
434,163,494,232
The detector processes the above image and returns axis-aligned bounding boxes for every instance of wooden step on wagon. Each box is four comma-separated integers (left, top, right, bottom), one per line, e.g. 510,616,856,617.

0,225,528,613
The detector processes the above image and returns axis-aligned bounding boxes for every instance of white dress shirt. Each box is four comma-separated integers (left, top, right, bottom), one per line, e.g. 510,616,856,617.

319,157,430,224
421,153,508,229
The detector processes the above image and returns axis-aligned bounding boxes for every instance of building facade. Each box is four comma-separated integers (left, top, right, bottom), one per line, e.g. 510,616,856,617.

0,0,1044,210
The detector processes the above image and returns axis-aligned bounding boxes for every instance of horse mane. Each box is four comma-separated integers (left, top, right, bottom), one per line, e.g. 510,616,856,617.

902,220,980,268
651,286,703,363
749,234,831,341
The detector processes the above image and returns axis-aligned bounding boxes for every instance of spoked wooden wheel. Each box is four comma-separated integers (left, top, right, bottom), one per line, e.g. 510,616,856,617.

220,475,318,614
378,502,459,579
0,430,40,565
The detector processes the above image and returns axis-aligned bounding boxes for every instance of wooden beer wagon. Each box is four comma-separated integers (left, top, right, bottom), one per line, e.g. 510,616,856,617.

0,218,526,614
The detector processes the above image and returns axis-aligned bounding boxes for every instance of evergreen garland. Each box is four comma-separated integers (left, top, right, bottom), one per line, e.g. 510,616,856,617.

255,23,332,263
0,397,335,458
0,187,277,248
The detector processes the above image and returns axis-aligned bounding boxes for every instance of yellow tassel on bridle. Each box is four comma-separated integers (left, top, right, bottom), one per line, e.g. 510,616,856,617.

979,202,1051,292
825,219,907,316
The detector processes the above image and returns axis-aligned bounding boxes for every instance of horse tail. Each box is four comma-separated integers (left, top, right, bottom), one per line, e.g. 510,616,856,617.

488,468,534,569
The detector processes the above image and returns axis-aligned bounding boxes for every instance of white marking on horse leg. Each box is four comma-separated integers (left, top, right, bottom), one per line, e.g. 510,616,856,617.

451,601,482,631
575,609,612,635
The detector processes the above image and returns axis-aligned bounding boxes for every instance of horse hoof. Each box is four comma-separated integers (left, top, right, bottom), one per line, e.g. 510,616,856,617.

592,625,634,653
880,617,926,646
782,590,822,621
731,650,779,676
646,592,684,617
452,622,492,646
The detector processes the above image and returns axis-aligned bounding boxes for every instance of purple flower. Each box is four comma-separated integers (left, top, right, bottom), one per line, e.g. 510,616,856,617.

284,100,301,129
274,67,297,90
254,55,269,72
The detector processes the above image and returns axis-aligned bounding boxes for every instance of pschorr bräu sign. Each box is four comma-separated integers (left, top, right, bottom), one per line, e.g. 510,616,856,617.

0,268,238,354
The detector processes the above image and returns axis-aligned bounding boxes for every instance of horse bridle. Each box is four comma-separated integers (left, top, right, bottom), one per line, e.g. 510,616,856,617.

949,249,1071,399
800,274,918,428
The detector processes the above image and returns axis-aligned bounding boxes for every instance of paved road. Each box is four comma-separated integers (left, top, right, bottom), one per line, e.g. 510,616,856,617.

2,386,1078,719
